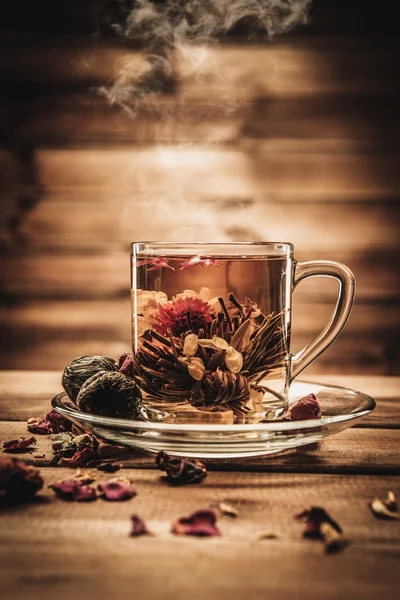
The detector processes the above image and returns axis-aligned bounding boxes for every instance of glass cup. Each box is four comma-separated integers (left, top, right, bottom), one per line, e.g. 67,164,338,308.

131,242,355,424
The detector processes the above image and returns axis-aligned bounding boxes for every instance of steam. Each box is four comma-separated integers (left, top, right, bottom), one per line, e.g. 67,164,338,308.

101,0,312,116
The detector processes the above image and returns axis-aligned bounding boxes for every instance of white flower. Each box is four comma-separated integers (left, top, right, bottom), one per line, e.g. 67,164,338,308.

224,347,243,374
134,290,168,336
198,336,243,373
183,333,199,357
179,356,206,381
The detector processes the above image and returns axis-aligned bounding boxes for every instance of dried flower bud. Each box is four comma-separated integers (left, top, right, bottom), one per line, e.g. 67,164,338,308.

286,393,321,421
62,355,119,401
156,451,207,485
0,457,43,505
130,514,152,537
3,437,37,453
49,478,97,502
76,371,142,419
224,347,243,373
183,333,199,357
171,509,221,537
98,478,137,501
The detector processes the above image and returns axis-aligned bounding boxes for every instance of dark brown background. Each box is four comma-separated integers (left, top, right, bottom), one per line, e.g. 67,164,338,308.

0,0,399,374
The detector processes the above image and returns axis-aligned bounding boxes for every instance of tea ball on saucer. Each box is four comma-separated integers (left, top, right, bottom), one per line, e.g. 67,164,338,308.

62,355,119,401
76,371,142,419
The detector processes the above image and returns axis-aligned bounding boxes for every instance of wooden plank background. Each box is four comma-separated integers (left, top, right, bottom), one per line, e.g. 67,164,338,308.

0,1,399,373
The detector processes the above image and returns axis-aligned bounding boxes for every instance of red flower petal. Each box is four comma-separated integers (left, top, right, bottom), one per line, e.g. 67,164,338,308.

3,437,37,453
178,256,220,270
155,296,211,337
50,478,97,502
98,478,137,501
130,514,151,536
58,448,100,468
118,353,135,379
171,509,221,537
27,409,72,435
287,393,321,421
0,457,43,505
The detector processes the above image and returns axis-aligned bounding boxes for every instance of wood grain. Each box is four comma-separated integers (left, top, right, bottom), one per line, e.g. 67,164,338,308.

0,468,399,600
1,421,399,474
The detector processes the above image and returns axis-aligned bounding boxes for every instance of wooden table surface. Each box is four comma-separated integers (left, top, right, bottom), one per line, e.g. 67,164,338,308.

0,371,399,600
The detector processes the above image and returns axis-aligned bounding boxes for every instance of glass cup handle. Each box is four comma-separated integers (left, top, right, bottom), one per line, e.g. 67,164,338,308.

290,260,356,382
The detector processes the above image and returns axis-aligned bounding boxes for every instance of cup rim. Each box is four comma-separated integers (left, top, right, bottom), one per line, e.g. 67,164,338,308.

131,241,294,257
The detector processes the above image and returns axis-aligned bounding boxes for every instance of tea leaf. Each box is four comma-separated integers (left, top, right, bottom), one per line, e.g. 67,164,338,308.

369,498,399,520
254,531,280,541
218,502,239,518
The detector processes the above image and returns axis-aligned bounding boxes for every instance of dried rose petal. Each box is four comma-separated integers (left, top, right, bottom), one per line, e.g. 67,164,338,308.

97,462,122,473
58,448,100,468
98,478,137,501
3,437,37,453
171,509,221,537
50,478,97,502
27,409,72,435
0,457,43,504
156,451,207,485
130,514,152,537
295,506,347,553
118,353,135,379
178,256,220,270
286,393,321,421
137,257,175,271
97,441,128,459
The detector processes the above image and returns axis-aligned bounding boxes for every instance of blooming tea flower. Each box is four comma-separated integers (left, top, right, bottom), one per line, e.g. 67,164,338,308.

155,296,212,337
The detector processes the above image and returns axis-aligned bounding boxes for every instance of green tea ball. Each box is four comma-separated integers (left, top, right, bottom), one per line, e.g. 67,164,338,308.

62,355,119,401
76,371,142,419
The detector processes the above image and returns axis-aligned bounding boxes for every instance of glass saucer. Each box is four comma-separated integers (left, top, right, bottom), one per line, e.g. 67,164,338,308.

51,380,375,459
